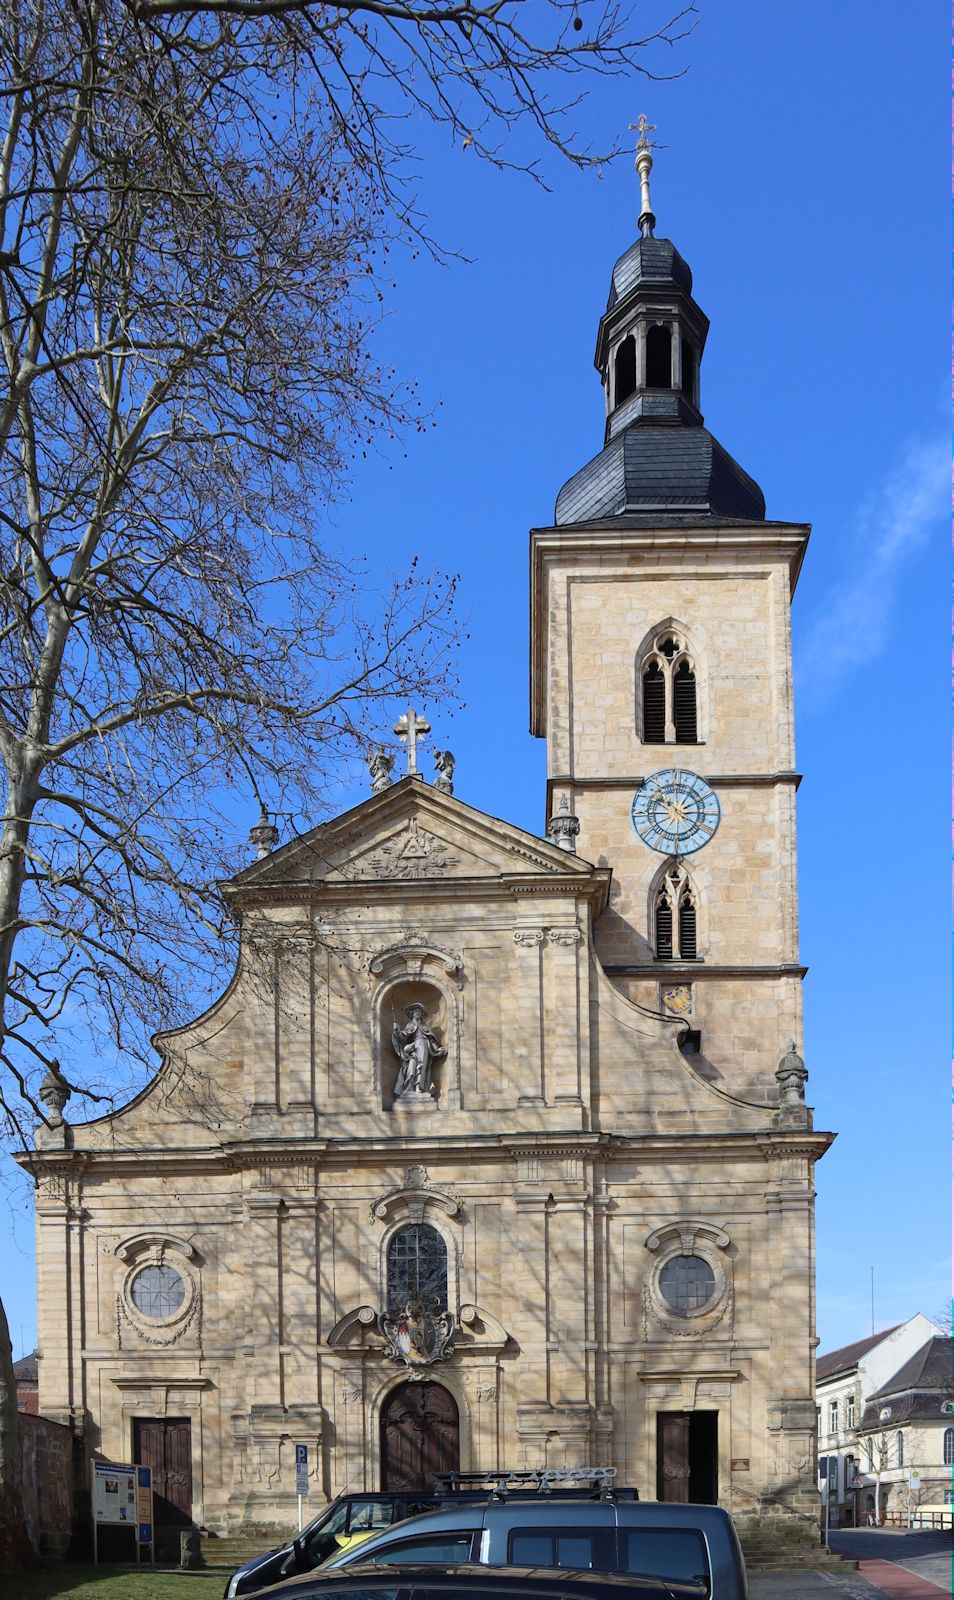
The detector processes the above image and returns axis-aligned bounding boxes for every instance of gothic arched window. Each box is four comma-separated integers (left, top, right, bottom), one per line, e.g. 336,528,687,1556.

654,863,698,961
386,1223,448,1315
638,625,700,745
944,1428,953,1466
896,1431,904,1468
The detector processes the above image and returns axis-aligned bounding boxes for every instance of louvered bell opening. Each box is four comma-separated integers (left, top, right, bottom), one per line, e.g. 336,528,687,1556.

643,664,665,742
655,894,673,959
678,895,697,960
673,661,697,743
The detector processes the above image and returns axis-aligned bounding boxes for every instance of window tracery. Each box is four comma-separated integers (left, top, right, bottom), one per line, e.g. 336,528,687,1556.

654,863,697,961
637,625,699,744
386,1222,448,1316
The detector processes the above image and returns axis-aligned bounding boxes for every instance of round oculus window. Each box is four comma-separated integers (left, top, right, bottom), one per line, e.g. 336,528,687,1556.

130,1264,186,1319
658,1254,716,1315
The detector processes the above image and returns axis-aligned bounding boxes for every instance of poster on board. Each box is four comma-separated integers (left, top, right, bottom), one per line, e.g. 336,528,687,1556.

91,1460,153,1564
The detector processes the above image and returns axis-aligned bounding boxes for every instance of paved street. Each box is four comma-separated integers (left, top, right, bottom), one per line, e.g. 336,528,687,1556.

747,1530,952,1599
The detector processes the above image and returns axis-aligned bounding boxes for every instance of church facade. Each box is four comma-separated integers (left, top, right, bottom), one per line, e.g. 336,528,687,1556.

23,151,832,1541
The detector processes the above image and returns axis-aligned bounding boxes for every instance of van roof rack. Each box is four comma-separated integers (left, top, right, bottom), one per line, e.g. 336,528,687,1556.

433,1468,635,1503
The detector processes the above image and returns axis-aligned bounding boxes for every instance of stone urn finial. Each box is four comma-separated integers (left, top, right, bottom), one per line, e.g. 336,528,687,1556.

776,1041,808,1107
38,1060,71,1127
547,794,581,853
249,807,279,860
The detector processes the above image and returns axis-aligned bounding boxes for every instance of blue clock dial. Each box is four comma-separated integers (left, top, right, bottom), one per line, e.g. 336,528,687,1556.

631,769,721,856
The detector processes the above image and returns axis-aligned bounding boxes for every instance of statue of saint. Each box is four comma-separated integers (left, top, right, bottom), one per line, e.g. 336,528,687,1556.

391,1003,445,1098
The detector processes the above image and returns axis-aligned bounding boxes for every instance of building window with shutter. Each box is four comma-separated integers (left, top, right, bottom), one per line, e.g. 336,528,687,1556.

654,863,700,961
846,1395,856,1429
637,624,701,745
829,1400,839,1434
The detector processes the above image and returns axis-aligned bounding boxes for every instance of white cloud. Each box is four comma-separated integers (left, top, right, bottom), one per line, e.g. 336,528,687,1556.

795,434,948,703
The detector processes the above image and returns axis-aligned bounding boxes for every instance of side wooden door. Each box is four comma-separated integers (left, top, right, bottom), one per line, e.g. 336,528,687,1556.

656,1412,691,1502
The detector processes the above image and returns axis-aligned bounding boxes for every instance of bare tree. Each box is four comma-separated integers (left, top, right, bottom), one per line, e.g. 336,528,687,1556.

0,0,693,1565
0,0,456,1562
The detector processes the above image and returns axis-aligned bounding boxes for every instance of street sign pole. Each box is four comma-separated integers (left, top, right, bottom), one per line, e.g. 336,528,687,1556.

295,1443,308,1532
90,1461,98,1568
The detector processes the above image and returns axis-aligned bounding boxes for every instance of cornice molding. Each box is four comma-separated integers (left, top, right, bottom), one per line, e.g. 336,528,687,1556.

601,963,807,980
17,1125,836,1176
547,772,802,792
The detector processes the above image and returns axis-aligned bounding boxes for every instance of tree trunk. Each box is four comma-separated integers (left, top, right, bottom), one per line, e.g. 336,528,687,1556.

0,1296,30,1571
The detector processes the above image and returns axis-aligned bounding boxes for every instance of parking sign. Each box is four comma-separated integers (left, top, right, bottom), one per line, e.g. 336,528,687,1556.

295,1443,308,1496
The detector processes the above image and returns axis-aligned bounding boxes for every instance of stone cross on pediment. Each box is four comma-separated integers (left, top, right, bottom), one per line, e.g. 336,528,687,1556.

393,706,431,775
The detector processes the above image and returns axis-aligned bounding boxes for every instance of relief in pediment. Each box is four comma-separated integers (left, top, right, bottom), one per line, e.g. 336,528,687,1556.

356,818,456,879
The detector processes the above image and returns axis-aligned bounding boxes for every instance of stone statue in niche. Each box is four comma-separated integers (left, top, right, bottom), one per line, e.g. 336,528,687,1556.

391,1003,445,1099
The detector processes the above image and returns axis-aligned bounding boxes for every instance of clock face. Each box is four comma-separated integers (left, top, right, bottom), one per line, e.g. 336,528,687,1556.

631,769,721,856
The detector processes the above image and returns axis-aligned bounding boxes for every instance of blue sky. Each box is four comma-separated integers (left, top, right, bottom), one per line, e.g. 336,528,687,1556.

1,0,947,1359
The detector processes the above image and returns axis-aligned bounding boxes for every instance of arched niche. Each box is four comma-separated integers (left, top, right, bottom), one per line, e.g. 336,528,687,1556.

371,968,461,1111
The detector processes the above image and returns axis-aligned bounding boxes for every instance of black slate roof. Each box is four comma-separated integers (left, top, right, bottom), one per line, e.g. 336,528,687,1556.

14,1350,38,1383
858,1337,953,1430
870,1336,953,1400
554,424,766,525
817,1327,901,1382
608,236,693,308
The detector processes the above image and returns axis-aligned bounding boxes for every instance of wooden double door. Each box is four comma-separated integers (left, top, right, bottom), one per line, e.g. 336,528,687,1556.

380,1381,460,1490
133,1417,193,1528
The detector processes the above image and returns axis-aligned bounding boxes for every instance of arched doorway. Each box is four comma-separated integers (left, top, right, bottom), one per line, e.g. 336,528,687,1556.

380,1380,460,1490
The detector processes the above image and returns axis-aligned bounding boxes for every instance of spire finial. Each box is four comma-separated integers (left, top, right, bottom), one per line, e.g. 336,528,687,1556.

630,114,656,238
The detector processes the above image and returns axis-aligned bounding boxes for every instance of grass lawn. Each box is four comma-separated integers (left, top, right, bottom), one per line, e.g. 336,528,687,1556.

0,1563,232,1600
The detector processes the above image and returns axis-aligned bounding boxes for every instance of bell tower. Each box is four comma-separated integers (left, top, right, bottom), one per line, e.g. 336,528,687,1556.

531,126,810,1105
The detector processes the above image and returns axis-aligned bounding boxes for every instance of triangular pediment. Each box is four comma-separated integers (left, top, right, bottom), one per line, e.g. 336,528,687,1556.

224,778,607,903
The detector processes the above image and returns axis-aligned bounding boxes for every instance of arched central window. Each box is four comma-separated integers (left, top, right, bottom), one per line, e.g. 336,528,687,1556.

386,1224,448,1315
944,1428,953,1466
638,625,699,745
654,863,698,960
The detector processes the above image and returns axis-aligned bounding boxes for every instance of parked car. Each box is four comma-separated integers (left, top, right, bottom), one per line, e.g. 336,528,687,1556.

224,1494,442,1597
316,1499,746,1599
245,1560,707,1600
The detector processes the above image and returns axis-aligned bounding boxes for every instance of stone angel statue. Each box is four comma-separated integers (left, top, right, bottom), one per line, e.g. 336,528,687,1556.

433,749,455,795
391,1003,445,1098
367,745,395,794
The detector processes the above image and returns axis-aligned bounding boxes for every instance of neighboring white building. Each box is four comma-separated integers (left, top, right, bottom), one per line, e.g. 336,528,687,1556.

816,1315,946,1525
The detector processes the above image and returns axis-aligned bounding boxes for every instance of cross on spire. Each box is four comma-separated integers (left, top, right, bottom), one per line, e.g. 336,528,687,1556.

393,706,431,775
632,112,655,150
629,114,657,238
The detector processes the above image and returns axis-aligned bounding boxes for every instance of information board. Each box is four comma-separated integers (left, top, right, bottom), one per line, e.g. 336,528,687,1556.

91,1460,153,1565
93,1461,137,1525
